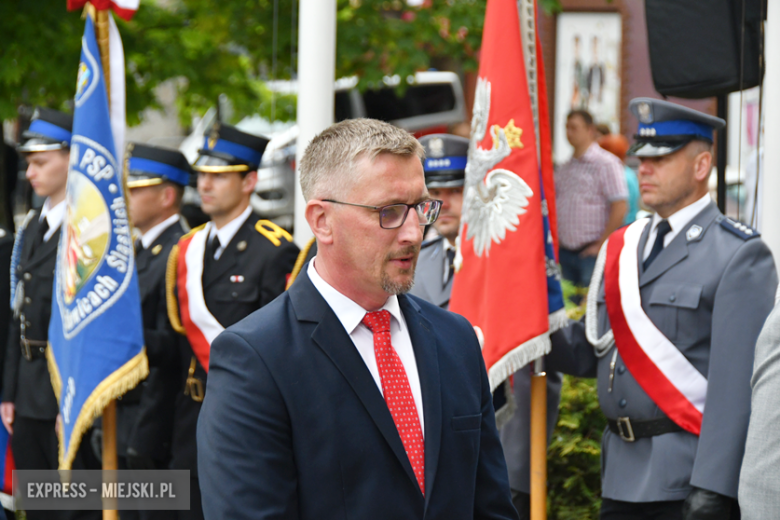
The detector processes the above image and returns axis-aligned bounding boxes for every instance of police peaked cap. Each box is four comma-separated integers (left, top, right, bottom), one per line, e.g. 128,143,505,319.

627,98,726,158
126,142,193,189
193,123,270,173
19,107,73,153
419,134,468,188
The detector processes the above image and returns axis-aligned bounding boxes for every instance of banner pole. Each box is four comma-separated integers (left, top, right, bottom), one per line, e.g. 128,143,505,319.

530,358,547,520
92,5,119,520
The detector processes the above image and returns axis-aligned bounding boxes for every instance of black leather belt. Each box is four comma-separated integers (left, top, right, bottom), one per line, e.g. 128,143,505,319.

608,416,684,442
20,338,47,361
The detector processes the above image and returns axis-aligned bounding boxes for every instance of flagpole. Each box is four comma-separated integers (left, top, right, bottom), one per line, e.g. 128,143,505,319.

530,359,547,520
92,5,120,520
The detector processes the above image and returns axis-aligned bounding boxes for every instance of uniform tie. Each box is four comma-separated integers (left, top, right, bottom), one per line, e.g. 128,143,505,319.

208,235,221,260
643,219,672,270
445,248,456,284
33,218,49,250
362,310,425,495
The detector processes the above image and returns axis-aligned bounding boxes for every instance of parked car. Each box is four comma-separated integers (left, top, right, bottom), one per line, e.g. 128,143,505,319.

181,71,467,230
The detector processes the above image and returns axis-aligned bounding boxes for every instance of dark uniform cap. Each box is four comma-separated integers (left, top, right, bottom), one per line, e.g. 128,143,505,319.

627,98,725,158
419,134,468,189
19,107,73,153
125,142,193,189
193,123,270,173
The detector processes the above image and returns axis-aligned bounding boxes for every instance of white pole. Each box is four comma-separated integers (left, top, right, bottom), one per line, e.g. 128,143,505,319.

761,10,780,259
293,0,336,247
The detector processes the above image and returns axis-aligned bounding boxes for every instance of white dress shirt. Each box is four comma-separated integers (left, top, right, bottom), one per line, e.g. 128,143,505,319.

140,214,180,249
307,259,425,434
39,198,66,242
642,193,712,261
207,205,252,259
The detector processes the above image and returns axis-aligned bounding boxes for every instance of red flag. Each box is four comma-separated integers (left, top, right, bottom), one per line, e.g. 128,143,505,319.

449,0,563,391
67,0,139,21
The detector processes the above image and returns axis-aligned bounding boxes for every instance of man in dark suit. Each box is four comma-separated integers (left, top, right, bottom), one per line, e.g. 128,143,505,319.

115,143,192,520
168,123,299,520
1,108,99,520
197,118,519,520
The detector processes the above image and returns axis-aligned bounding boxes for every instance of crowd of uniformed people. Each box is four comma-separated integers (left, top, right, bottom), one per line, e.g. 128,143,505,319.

2,95,779,520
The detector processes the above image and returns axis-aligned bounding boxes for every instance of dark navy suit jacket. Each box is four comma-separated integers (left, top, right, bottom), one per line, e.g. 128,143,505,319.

197,267,519,520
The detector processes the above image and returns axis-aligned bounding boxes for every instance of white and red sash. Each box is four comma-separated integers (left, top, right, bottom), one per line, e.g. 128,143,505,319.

177,223,223,372
603,219,707,435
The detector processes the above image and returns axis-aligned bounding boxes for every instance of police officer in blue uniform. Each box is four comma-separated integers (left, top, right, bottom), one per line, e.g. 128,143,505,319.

548,98,777,520
409,134,468,308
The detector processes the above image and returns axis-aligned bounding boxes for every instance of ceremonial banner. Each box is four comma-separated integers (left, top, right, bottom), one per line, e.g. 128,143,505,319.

450,0,564,391
67,0,139,21
48,14,147,469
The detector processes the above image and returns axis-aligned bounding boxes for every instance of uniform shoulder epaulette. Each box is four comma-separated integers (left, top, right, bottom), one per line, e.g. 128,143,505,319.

255,219,293,247
179,222,208,242
421,236,444,250
718,216,760,240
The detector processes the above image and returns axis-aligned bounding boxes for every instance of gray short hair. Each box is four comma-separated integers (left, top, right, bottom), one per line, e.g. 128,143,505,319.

299,118,425,201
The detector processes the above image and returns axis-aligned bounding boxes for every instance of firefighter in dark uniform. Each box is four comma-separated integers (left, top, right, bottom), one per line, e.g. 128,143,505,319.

1,108,100,520
167,123,299,520
114,143,192,520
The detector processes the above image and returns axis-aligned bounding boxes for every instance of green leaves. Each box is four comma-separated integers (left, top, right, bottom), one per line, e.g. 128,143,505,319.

1,0,562,125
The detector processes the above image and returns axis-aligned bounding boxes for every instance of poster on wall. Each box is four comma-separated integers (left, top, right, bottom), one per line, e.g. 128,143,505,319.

553,12,622,164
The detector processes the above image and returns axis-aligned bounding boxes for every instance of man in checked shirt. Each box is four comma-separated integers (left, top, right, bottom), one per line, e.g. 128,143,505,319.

555,109,628,294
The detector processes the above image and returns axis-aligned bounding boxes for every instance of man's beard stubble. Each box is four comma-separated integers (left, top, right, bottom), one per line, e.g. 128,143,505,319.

380,245,420,295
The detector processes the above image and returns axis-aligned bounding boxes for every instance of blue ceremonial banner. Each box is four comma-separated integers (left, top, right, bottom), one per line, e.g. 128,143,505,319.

47,14,147,470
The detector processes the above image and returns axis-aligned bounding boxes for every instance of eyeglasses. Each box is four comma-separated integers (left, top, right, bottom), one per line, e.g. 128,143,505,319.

323,199,442,229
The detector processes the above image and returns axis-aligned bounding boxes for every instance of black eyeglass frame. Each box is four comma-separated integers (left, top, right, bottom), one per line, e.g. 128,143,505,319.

322,199,442,229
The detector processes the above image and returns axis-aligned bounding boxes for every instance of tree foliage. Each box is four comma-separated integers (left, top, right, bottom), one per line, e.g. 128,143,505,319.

1,0,561,126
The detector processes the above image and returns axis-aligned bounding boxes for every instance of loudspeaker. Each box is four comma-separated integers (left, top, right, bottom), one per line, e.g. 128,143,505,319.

645,0,764,99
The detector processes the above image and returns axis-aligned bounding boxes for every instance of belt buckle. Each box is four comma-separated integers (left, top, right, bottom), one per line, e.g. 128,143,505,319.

20,339,32,361
616,417,635,442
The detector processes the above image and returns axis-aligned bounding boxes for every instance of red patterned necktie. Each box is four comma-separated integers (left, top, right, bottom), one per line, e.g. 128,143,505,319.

362,310,425,495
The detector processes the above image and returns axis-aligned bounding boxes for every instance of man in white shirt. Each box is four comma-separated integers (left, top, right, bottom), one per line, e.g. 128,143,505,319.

197,118,519,520
167,123,298,520
547,98,777,520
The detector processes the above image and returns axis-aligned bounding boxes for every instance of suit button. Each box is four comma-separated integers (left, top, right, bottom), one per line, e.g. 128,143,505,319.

617,366,626,375
232,292,238,298
23,273,31,281
24,297,31,304
669,294,676,302
619,399,627,408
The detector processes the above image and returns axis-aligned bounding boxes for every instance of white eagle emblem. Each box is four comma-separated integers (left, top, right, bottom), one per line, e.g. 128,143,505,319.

459,78,533,261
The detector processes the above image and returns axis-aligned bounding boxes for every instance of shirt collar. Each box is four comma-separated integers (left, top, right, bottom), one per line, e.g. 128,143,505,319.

141,214,180,249
208,205,252,247
650,193,712,235
307,258,403,335
40,198,66,233
442,238,455,252
574,142,600,162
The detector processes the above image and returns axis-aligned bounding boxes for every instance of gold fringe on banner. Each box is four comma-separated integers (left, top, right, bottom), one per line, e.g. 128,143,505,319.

47,345,149,470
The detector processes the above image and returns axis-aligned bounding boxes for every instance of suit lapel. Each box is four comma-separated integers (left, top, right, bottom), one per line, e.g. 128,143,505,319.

26,227,60,271
290,272,421,491
398,294,442,506
639,203,720,288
